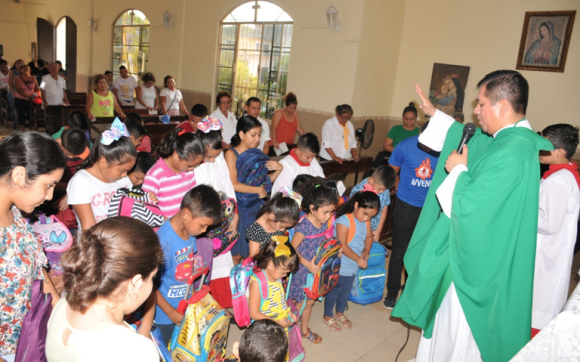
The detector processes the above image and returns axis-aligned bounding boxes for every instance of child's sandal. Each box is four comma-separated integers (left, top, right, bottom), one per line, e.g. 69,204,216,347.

334,314,353,330
302,328,322,344
322,317,342,332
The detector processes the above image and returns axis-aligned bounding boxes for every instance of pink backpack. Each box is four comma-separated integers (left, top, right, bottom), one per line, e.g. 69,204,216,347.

30,214,74,275
107,188,165,228
229,258,268,327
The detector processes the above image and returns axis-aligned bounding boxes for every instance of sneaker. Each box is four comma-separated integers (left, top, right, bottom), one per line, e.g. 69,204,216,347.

383,290,398,309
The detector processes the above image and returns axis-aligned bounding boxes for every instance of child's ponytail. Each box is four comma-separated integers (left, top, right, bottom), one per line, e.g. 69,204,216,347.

158,127,205,160
336,191,380,219
254,238,299,273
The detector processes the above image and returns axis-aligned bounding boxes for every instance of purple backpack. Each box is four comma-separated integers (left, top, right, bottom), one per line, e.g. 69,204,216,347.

15,280,52,362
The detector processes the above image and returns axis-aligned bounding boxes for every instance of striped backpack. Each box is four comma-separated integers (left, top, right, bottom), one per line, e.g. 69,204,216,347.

107,187,165,228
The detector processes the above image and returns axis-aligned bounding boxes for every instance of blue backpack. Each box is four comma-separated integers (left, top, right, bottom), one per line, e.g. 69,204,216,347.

348,241,387,305
232,148,272,208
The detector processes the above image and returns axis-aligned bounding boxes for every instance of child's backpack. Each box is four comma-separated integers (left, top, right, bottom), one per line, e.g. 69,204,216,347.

169,267,230,362
107,187,165,228
303,237,342,300
348,242,387,305
233,148,272,208
252,269,305,362
30,214,74,275
14,279,52,362
230,257,268,328
204,192,239,257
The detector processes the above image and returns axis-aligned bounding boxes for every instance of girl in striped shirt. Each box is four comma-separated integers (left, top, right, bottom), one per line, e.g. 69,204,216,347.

142,128,205,217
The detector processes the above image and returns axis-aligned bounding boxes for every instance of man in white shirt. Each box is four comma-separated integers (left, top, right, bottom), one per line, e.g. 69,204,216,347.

271,132,324,195
40,62,69,134
244,97,271,155
113,65,137,104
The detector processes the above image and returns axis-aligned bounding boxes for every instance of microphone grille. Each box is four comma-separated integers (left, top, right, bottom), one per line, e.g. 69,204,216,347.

464,122,476,135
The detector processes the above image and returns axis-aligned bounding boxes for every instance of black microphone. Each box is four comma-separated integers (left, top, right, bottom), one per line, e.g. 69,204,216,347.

457,123,476,154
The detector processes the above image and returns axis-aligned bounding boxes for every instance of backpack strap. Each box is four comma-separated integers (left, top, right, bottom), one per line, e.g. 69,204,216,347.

345,213,371,245
346,214,357,245
251,268,270,309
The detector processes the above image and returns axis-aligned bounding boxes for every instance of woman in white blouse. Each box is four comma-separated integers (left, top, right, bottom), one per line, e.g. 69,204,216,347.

134,72,158,113
209,91,238,148
319,104,359,164
159,75,190,118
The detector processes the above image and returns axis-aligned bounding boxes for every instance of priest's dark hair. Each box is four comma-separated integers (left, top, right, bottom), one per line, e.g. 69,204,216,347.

296,132,320,154
336,190,380,219
477,70,529,115
542,123,580,160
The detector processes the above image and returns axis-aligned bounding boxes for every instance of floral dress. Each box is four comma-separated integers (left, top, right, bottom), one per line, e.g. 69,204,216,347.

0,206,47,355
287,218,327,303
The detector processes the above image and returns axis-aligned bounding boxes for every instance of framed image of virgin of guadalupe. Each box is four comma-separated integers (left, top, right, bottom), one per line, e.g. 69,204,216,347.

516,11,576,73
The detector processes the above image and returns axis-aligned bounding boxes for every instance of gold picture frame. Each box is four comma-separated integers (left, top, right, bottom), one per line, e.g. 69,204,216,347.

516,11,576,73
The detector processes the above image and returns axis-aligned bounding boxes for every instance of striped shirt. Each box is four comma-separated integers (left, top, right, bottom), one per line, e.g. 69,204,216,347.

142,158,196,217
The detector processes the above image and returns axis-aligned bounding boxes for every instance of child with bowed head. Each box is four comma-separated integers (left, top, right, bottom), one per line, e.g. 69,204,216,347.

46,217,163,362
194,116,238,313
288,184,339,343
154,185,223,343
221,319,288,362
350,165,396,242
249,239,299,329
67,119,138,233
323,191,379,331
142,127,205,217
225,116,283,264
271,132,325,196
0,132,64,362
247,193,300,258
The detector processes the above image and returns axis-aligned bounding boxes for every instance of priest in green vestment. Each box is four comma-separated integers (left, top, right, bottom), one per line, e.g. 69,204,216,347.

391,70,554,362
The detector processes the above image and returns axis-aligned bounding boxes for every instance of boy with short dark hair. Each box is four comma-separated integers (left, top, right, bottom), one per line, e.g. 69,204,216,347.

123,113,147,148
128,152,156,187
220,319,288,362
52,110,91,146
272,132,325,195
178,104,208,133
350,165,397,242
532,123,580,335
155,185,222,344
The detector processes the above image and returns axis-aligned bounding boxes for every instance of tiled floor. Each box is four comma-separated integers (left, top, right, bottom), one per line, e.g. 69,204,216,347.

3,121,580,362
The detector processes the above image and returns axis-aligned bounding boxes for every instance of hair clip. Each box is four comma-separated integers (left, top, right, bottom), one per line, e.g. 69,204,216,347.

178,128,187,136
197,117,223,133
279,186,302,207
362,183,378,195
101,118,130,145
272,236,292,258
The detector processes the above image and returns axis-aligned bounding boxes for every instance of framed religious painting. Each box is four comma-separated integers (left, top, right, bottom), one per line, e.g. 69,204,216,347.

428,63,470,121
516,11,576,73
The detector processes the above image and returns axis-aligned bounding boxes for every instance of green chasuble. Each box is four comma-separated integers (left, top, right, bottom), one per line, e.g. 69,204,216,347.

391,121,553,362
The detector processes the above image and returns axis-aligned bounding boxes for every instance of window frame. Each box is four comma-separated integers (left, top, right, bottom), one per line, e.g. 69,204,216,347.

112,9,150,83
216,1,293,119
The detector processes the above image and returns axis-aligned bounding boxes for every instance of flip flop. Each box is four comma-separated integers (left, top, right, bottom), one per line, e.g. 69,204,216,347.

334,314,352,330
322,317,342,332
302,328,322,344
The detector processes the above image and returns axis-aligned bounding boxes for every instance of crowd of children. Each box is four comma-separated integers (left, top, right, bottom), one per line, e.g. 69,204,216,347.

0,93,579,362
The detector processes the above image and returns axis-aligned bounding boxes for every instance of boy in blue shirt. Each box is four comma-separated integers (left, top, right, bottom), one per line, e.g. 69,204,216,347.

155,185,222,343
350,165,397,242
384,122,440,309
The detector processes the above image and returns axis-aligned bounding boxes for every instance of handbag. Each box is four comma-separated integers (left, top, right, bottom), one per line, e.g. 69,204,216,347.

161,92,177,124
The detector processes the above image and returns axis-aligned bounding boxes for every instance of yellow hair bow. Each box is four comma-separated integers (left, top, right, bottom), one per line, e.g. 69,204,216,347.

271,235,292,257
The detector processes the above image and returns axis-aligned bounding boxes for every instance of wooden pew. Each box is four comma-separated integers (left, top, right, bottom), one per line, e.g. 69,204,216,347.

144,123,179,146
319,156,373,176
61,105,137,120
88,117,186,145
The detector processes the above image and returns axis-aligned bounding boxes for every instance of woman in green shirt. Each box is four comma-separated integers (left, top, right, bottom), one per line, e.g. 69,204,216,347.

383,102,420,152
86,74,126,121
